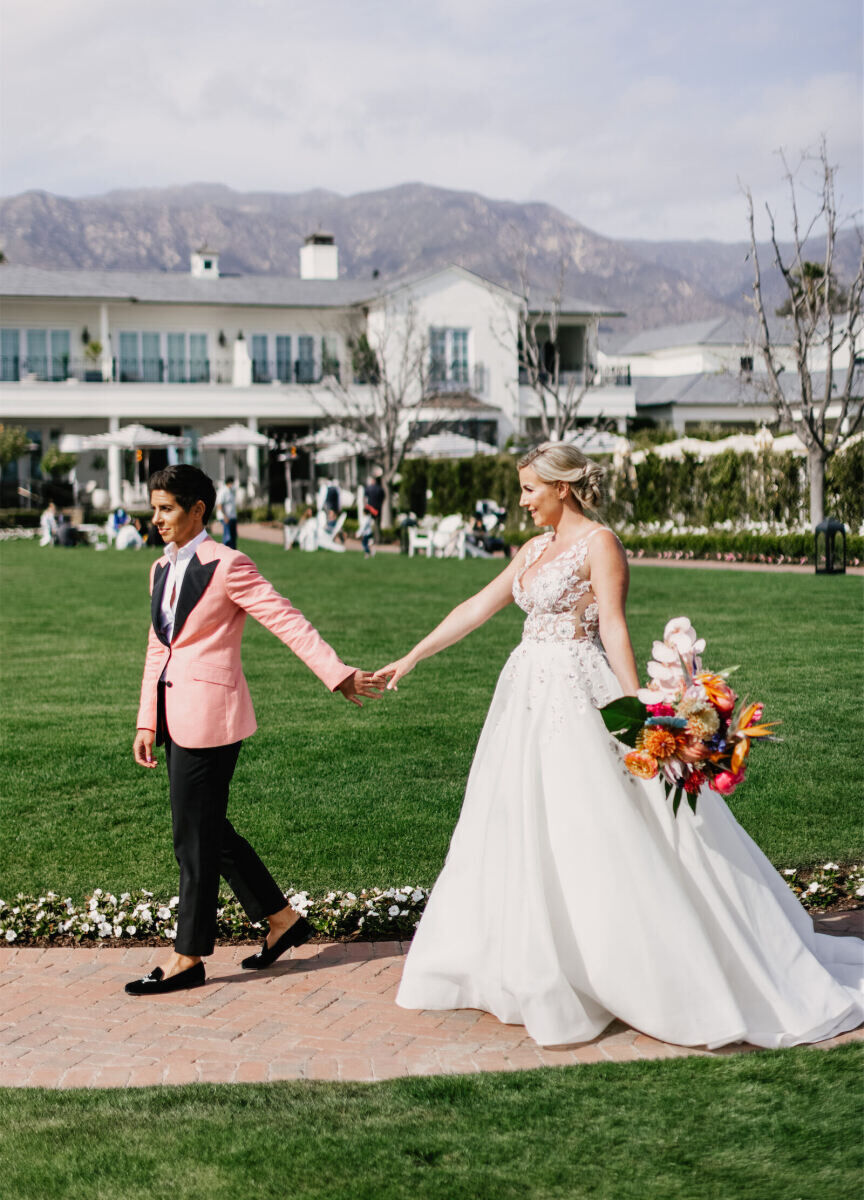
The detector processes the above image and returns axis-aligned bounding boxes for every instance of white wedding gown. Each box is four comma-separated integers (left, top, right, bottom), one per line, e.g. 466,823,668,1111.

396,529,864,1049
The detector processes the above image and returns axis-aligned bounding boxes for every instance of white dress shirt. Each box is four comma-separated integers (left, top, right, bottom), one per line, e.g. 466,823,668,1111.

159,529,211,643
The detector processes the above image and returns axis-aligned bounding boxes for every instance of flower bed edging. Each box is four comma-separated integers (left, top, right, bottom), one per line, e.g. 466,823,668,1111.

0,885,430,946
2,866,862,947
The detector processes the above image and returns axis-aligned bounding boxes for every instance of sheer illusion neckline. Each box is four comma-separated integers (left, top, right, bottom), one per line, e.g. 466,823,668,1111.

518,526,603,594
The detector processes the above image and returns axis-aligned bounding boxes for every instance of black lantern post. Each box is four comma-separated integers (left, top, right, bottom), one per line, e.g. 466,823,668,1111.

814,518,847,574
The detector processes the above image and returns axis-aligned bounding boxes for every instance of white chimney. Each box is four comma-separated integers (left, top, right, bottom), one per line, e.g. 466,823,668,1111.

300,233,338,280
190,246,220,278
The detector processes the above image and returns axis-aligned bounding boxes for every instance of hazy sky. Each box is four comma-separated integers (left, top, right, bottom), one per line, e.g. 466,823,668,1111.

1,0,861,242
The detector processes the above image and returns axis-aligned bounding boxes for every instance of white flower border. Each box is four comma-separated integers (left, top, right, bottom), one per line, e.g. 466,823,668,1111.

0,885,431,945
1,867,861,946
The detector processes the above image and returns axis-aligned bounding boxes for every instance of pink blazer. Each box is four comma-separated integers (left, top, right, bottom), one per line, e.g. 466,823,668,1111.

137,537,354,749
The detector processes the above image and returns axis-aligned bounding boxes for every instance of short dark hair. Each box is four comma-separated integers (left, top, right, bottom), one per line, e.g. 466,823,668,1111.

148,464,217,524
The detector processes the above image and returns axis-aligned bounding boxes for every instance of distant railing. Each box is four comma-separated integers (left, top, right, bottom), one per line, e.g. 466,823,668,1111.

597,367,632,387
518,366,587,388
427,362,487,395
253,360,336,385
1,357,239,384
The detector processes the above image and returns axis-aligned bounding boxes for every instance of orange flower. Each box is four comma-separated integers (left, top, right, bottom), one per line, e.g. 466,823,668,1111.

640,726,682,760
625,751,659,779
695,672,736,713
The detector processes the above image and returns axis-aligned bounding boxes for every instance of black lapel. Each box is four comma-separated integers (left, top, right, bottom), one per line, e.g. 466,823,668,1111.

151,562,170,647
172,554,219,642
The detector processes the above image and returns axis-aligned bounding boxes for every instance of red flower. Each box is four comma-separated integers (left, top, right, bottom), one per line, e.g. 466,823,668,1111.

710,767,746,796
682,770,706,794
646,703,675,717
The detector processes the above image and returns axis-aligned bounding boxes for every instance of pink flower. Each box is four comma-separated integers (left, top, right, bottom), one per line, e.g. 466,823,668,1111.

711,767,746,796
646,703,675,716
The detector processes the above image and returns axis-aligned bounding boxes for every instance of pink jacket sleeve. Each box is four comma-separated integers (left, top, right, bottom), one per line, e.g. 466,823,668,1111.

225,553,354,693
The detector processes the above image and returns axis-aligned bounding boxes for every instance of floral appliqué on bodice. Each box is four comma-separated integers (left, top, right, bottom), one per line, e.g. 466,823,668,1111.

498,526,627,741
513,529,605,645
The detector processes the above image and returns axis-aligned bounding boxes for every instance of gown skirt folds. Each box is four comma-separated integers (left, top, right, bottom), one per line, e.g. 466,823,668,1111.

395,531,864,1049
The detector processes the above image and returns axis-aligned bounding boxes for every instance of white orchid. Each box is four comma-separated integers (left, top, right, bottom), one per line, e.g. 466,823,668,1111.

637,617,706,705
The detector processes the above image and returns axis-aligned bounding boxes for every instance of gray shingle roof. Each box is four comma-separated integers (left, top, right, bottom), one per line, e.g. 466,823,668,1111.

636,368,863,409
0,262,621,319
0,265,376,308
615,314,794,355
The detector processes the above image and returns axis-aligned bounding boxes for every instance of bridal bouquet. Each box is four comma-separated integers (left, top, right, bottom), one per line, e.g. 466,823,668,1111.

600,617,778,815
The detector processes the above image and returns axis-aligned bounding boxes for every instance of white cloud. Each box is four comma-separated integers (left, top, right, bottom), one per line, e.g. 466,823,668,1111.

0,0,860,241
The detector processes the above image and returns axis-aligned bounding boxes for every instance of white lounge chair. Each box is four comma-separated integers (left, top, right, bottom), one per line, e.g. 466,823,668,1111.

312,509,347,553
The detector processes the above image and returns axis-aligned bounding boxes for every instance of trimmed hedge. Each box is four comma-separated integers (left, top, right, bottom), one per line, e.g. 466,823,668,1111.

0,509,41,529
399,444,864,531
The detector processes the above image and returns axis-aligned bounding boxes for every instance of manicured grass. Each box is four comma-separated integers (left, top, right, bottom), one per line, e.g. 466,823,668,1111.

0,1046,860,1200
1,539,862,902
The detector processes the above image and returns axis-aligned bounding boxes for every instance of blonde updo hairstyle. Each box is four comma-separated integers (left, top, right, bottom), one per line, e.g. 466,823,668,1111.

517,442,605,512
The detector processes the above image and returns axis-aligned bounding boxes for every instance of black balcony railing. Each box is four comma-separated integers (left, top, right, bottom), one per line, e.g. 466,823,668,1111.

1,355,20,381
519,365,588,387
598,367,631,387
252,359,329,385
116,358,212,383
427,362,487,394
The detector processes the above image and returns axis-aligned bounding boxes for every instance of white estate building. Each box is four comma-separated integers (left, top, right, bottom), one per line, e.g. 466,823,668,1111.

0,237,635,507
599,315,861,433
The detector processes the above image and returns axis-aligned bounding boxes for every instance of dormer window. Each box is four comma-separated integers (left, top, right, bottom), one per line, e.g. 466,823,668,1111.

190,247,220,278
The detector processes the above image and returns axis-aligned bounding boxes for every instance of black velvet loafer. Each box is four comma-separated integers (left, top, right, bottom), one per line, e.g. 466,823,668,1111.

241,916,312,970
124,962,205,996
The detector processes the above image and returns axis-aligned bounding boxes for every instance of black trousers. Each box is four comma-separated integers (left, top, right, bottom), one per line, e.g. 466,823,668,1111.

159,686,286,956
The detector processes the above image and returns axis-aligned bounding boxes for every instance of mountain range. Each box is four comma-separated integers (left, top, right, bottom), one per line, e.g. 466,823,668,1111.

0,182,859,333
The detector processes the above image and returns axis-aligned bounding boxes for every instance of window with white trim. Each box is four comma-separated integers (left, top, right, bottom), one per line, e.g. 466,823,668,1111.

429,327,470,386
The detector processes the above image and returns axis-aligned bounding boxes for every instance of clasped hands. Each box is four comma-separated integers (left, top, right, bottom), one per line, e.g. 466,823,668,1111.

337,656,416,706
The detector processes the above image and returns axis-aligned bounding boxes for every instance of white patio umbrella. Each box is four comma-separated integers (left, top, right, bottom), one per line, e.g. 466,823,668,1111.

408,432,498,459
770,433,808,455
629,437,715,465
564,429,631,456
83,423,191,454
703,433,761,456
198,423,272,483
82,424,192,504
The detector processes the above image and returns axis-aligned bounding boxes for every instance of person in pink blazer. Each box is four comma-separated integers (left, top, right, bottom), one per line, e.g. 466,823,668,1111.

125,464,380,996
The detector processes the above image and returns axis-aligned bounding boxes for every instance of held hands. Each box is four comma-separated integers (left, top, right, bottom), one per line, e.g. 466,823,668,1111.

337,669,384,707
133,729,158,768
372,655,416,692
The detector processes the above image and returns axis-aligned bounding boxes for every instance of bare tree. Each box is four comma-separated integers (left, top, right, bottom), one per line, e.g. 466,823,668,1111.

499,240,593,441
745,138,864,524
315,297,446,526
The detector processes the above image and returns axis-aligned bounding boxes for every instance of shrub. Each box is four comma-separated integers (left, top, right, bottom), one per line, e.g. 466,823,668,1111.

0,508,41,529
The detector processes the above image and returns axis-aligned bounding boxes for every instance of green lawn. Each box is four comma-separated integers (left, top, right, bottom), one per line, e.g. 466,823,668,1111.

0,1046,861,1200
1,539,862,902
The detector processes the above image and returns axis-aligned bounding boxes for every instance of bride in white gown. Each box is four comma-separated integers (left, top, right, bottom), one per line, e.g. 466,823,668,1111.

377,442,864,1050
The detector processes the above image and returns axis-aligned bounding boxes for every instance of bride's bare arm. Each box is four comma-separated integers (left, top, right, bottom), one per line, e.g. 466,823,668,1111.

376,546,529,689
589,532,641,696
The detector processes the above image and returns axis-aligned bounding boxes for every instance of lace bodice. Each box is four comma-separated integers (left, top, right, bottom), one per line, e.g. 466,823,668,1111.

513,529,607,644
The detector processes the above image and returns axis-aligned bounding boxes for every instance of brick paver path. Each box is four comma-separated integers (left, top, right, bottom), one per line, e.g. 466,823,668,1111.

1,911,860,1089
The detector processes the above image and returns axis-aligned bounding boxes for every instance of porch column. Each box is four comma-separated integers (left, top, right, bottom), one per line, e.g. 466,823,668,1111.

99,304,111,382
107,415,122,508
246,415,261,498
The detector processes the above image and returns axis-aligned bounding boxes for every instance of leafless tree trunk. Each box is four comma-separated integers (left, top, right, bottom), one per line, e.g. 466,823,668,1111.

744,138,864,525
508,250,591,442
314,298,446,527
